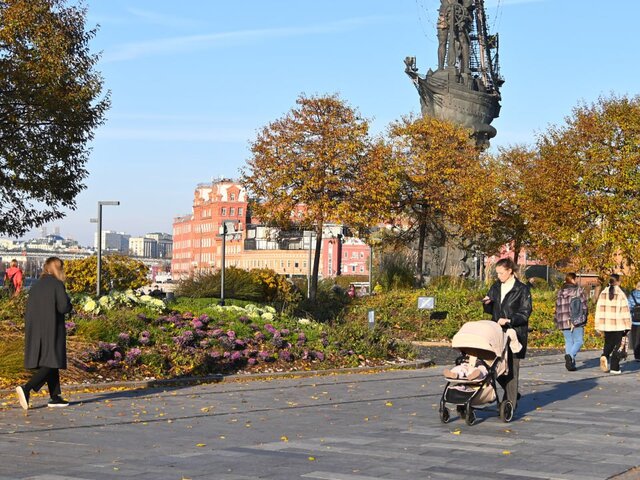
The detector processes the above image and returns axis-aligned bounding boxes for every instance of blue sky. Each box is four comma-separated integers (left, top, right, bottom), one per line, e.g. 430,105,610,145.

24,0,640,245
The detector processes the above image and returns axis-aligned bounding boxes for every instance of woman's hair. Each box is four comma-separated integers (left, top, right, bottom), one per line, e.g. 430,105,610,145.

495,258,517,275
636,281,640,290
565,272,577,283
10,259,18,267
41,256,65,282
608,274,621,300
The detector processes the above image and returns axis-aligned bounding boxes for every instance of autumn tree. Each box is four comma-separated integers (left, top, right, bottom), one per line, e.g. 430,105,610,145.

242,94,396,302
65,254,148,294
523,95,640,276
0,0,110,236
480,145,538,266
386,115,493,282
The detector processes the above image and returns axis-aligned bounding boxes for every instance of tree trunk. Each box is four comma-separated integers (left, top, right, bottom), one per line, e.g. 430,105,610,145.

513,238,521,267
416,220,427,285
310,225,323,302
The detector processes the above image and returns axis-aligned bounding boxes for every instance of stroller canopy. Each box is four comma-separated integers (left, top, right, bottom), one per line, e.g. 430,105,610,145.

451,320,505,358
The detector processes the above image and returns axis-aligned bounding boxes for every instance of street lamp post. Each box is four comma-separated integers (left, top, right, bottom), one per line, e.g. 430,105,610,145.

91,201,120,296
219,221,229,306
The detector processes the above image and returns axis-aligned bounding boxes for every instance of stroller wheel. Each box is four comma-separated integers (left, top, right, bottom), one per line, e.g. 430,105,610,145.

439,407,450,424
500,401,514,423
456,405,466,417
464,407,476,426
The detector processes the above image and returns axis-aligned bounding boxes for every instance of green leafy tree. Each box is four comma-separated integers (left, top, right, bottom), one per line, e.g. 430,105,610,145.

242,94,395,301
0,0,110,236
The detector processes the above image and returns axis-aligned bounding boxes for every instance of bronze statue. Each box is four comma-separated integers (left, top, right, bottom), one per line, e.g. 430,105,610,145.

438,0,474,73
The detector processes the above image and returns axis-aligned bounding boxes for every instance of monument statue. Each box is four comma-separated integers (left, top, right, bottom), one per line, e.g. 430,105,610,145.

405,0,504,148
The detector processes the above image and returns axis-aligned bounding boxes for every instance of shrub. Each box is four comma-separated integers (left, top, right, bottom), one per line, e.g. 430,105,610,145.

375,251,415,291
65,254,149,294
295,279,351,323
176,267,262,300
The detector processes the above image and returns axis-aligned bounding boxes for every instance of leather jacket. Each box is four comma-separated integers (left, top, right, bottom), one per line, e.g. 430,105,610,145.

483,278,532,358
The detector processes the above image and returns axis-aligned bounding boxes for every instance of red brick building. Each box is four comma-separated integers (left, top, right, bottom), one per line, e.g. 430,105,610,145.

172,179,370,280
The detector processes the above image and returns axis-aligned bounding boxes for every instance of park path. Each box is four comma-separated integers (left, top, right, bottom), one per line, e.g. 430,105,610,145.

1,352,639,479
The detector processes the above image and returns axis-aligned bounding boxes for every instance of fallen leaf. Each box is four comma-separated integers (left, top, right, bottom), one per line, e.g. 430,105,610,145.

502,450,511,455
280,436,289,442
196,443,206,447
308,456,315,461
385,401,393,407
452,430,461,435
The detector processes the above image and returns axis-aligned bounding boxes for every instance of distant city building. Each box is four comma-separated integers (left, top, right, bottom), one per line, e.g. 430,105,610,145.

144,232,173,259
129,236,158,258
94,231,130,253
171,178,370,279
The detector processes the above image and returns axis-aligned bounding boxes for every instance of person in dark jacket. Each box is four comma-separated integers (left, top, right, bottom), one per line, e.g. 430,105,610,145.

15,257,72,410
628,282,640,361
482,257,532,411
554,273,588,371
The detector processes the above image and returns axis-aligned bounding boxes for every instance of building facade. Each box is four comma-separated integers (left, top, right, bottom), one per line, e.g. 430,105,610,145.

171,179,371,280
94,231,130,253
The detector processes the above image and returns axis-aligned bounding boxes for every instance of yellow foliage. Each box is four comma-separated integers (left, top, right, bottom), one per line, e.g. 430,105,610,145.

65,254,148,294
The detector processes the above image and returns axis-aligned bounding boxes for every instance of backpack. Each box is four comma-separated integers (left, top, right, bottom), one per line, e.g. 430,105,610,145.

631,295,640,323
569,288,585,326
3,272,16,296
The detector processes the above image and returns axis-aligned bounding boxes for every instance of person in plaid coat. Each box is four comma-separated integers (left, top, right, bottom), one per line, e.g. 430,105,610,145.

554,273,588,371
595,274,631,374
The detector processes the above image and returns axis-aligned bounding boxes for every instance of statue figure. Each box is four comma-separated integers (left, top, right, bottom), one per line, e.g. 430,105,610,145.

437,0,474,73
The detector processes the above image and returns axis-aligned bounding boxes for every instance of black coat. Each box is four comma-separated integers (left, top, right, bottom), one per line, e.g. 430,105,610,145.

24,275,72,369
483,278,532,359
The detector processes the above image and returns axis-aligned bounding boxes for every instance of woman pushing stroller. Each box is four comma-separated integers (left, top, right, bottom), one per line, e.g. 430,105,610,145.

482,258,532,412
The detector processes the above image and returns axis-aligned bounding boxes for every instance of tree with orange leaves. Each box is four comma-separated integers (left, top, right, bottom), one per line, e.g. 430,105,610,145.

523,95,640,277
386,115,493,282
242,94,396,301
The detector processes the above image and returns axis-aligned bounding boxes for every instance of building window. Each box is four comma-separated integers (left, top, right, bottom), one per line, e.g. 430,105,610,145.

360,252,364,258
303,261,307,268
352,266,356,272
230,207,235,216
230,193,236,201
344,252,348,258
360,266,365,273
238,207,243,217
294,262,299,268
221,208,227,216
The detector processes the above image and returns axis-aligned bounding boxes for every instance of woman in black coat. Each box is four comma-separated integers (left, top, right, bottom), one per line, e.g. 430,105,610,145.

16,257,72,410
482,257,532,411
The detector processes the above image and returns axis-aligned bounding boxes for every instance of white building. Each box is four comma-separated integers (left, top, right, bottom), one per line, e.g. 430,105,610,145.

129,236,158,258
144,232,173,259
94,231,130,253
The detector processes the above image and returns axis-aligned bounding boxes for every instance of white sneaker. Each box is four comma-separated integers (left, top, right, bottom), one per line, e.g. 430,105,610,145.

15,386,29,410
610,370,622,375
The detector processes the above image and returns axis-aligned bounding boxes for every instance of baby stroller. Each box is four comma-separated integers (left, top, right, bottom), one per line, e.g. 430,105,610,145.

439,320,514,426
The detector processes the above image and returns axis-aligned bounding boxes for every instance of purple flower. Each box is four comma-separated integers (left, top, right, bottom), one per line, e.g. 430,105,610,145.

200,339,210,348
247,358,257,366
117,333,130,346
271,333,284,349
313,351,325,362
209,350,222,360
234,339,246,349
230,351,243,361
238,315,251,324
297,332,307,346
226,330,236,340
279,350,294,362
106,359,119,368
280,329,290,336
137,313,148,321
139,336,150,346
210,328,223,338
198,314,210,324
321,338,329,348
192,319,204,330
258,350,273,362
113,351,122,361
254,332,266,343
65,321,76,334
264,324,277,335
140,330,150,338
125,348,142,364
223,351,231,359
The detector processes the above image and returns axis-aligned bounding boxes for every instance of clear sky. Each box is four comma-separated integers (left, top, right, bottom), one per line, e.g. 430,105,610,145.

20,0,640,246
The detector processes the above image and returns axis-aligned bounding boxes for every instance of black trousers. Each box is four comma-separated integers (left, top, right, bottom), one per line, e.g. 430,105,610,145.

602,331,625,371
630,325,640,360
23,367,61,397
498,354,520,409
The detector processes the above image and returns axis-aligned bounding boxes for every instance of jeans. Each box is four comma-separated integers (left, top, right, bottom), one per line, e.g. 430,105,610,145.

562,327,584,359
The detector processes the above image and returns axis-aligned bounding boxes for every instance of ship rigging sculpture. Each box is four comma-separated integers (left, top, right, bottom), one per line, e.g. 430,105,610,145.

405,0,504,148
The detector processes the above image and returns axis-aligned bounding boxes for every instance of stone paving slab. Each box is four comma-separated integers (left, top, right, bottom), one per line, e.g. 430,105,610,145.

2,352,640,479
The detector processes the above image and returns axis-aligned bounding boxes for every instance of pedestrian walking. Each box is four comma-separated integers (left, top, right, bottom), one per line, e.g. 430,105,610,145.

3,259,23,297
15,257,72,410
595,274,631,374
482,257,532,411
628,281,640,361
554,273,588,371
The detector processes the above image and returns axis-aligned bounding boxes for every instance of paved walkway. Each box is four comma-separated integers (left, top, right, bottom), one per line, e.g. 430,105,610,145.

1,352,639,480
